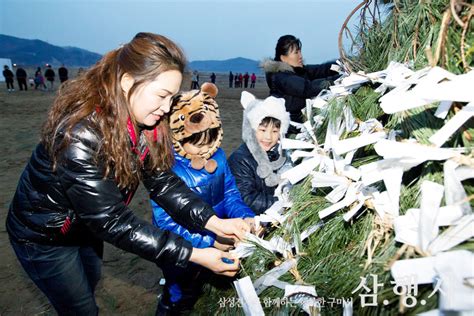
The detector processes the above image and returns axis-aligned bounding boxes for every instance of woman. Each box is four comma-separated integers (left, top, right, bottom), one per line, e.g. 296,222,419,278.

6,32,248,315
262,34,339,134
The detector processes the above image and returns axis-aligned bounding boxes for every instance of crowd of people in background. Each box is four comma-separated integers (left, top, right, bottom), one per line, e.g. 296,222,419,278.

228,71,257,88
2,64,70,92
4,64,260,92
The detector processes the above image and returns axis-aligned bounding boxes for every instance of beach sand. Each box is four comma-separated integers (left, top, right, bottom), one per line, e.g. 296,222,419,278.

0,71,268,315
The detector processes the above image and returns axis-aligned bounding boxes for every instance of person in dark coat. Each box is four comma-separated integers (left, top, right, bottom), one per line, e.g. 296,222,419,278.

262,34,339,134
210,72,216,84
44,65,55,90
15,66,28,91
3,65,15,91
228,91,290,215
6,32,248,316
228,71,234,88
58,64,68,83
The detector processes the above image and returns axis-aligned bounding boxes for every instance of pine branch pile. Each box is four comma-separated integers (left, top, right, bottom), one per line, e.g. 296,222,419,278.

195,1,473,315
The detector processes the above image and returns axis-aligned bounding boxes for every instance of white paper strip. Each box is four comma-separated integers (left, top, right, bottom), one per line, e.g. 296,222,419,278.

312,97,328,109
391,256,437,285
444,160,472,215
325,184,349,203
380,61,415,88
428,214,474,254
358,118,384,134
429,103,474,147
341,165,361,181
269,236,292,255
419,181,444,251
290,150,317,162
281,156,321,185
319,183,360,219
245,233,277,253
254,259,297,294
343,200,365,222
434,250,474,311
382,167,404,217
436,205,464,226
393,208,421,247
380,67,457,114
234,276,265,316
434,101,453,119
311,171,349,188
371,191,391,219
300,220,325,241
230,242,256,259
359,157,423,187
418,70,474,103
281,138,316,150
343,105,357,132
324,117,344,151
374,139,458,161
333,131,386,155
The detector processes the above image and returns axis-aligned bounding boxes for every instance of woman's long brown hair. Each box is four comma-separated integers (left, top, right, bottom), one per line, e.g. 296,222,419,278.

41,32,186,189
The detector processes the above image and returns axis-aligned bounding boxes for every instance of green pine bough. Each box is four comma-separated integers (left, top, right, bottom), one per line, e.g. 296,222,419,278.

195,0,473,314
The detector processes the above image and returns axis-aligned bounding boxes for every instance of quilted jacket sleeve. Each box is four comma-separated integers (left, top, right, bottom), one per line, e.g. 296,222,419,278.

56,125,194,268
151,200,215,249
222,159,255,219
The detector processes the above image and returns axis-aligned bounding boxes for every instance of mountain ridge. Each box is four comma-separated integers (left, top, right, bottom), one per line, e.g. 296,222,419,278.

0,34,263,73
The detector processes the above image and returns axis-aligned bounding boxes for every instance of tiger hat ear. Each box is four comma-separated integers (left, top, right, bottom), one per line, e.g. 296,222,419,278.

200,82,218,98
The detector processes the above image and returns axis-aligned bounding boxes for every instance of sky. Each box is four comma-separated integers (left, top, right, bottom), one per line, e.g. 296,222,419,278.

1,0,358,64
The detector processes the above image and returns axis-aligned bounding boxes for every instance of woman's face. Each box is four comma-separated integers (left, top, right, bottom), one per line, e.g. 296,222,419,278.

255,122,280,152
280,47,303,68
122,70,182,127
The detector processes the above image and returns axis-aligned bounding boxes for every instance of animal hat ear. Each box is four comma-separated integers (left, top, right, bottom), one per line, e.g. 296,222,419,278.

200,82,218,98
240,91,256,109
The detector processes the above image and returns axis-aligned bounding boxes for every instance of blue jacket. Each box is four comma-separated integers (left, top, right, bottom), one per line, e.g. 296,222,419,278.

151,148,255,248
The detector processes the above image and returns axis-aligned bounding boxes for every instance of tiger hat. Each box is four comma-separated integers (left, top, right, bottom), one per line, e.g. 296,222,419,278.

169,82,223,173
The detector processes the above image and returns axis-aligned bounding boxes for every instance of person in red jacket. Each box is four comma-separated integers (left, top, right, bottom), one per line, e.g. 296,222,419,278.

250,73,257,88
6,32,248,315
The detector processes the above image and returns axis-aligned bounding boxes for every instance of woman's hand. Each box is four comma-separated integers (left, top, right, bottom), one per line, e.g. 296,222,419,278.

189,248,240,277
243,217,256,234
205,216,250,242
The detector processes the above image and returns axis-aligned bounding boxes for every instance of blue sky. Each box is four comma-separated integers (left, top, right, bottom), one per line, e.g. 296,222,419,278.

1,0,357,63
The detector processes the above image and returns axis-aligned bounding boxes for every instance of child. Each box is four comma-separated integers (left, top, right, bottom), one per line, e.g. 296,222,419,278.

228,91,290,214
151,84,255,313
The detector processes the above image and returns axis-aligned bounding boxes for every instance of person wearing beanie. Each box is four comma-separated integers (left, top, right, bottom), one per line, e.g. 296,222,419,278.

228,91,290,214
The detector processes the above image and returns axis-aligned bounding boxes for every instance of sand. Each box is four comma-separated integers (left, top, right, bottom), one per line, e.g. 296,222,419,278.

0,70,269,315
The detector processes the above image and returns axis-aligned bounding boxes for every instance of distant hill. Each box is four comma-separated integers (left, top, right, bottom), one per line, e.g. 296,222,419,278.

0,34,263,73
188,57,262,74
0,34,102,67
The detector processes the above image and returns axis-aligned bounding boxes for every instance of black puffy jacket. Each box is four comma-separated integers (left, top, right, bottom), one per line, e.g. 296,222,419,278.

6,116,215,269
262,59,339,124
228,143,278,215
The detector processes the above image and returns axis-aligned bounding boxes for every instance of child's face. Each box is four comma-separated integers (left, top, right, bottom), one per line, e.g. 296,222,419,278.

255,122,280,152
183,142,210,156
